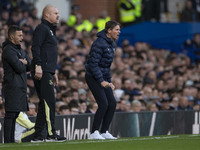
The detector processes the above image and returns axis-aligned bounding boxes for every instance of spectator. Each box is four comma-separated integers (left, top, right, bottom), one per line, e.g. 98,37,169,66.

118,0,136,26
142,0,161,22
187,96,195,110
86,102,98,114
160,98,174,111
113,77,124,102
68,100,80,115
177,96,189,110
180,0,200,22
79,100,87,114
55,101,65,115
78,88,87,101
67,4,79,27
95,10,111,31
59,105,70,115
184,33,200,49
146,101,158,112
170,96,179,110
131,100,142,112
26,103,37,116
116,97,131,112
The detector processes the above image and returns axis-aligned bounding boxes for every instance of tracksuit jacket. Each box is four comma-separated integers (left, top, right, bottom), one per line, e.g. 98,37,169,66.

31,19,58,74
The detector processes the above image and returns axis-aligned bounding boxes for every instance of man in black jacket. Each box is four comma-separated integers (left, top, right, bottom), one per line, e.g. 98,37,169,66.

85,21,120,139
2,25,31,143
31,5,66,142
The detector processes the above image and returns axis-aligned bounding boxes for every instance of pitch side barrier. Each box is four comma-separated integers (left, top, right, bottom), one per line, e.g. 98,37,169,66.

0,110,200,143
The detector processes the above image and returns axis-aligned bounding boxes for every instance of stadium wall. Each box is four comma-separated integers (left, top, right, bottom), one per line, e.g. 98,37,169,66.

118,22,200,51
0,111,200,143
73,0,119,21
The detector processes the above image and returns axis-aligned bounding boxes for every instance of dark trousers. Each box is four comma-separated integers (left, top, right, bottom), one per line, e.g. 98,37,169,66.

32,72,56,138
4,112,19,143
85,74,116,133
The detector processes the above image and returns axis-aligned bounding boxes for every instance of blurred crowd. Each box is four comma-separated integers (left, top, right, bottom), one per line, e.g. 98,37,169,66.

0,0,200,118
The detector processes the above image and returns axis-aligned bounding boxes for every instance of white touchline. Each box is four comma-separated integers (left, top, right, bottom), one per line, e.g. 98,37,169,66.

0,135,182,148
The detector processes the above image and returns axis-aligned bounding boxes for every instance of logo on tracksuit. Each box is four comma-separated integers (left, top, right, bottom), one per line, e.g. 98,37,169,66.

49,80,53,85
50,30,54,36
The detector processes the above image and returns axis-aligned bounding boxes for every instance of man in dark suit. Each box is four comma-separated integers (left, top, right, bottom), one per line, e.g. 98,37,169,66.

2,25,31,143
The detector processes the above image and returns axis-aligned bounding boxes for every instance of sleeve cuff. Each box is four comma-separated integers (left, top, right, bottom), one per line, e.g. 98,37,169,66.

97,78,104,84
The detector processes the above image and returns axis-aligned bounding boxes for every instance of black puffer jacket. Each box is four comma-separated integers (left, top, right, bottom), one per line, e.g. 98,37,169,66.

85,30,116,83
2,40,31,112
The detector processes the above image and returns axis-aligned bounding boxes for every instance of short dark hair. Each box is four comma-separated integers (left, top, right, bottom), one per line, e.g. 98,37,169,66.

105,20,120,33
59,105,69,112
8,25,22,39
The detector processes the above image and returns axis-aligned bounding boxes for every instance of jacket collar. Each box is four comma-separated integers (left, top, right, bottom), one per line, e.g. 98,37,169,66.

2,40,21,50
97,29,113,44
41,18,56,33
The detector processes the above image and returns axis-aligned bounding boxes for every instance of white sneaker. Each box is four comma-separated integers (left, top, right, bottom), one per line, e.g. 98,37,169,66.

101,131,117,139
88,130,105,140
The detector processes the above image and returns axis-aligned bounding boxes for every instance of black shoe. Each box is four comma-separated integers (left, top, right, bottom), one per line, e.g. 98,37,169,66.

46,134,67,142
31,136,45,143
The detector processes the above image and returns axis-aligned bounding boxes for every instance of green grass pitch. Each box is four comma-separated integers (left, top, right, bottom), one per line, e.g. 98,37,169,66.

0,134,200,150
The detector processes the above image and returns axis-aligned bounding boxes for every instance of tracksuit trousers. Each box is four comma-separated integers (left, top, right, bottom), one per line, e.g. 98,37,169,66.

85,74,116,133
32,72,56,138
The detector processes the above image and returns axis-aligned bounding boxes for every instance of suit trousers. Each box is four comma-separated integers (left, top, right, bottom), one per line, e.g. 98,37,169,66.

85,74,116,133
4,111,19,143
32,72,56,138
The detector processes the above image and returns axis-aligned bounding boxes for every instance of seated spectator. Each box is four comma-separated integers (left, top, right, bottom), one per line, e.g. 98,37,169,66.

55,101,66,115
160,98,174,111
26,103,37,116
68,100,80,115
78,88,87,101
79,100,87,114
61,92,73,104
131,100,142,112
113,77,124,102
116,97,131,112
146,101,159,112
59,105,70,115
187,96,195,110
139,99,147,111
177,96,189,110
170,96,179,110
184,33,200,49
86,102,98,114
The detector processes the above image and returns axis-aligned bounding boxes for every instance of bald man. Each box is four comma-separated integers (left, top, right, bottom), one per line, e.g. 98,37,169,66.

31,5,66,142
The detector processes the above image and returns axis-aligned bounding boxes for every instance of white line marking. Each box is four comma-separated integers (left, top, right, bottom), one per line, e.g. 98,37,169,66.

0,136,181,148
149,112,156,136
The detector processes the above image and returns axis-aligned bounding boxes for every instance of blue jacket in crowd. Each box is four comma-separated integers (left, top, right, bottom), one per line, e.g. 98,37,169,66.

85,29,116,84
